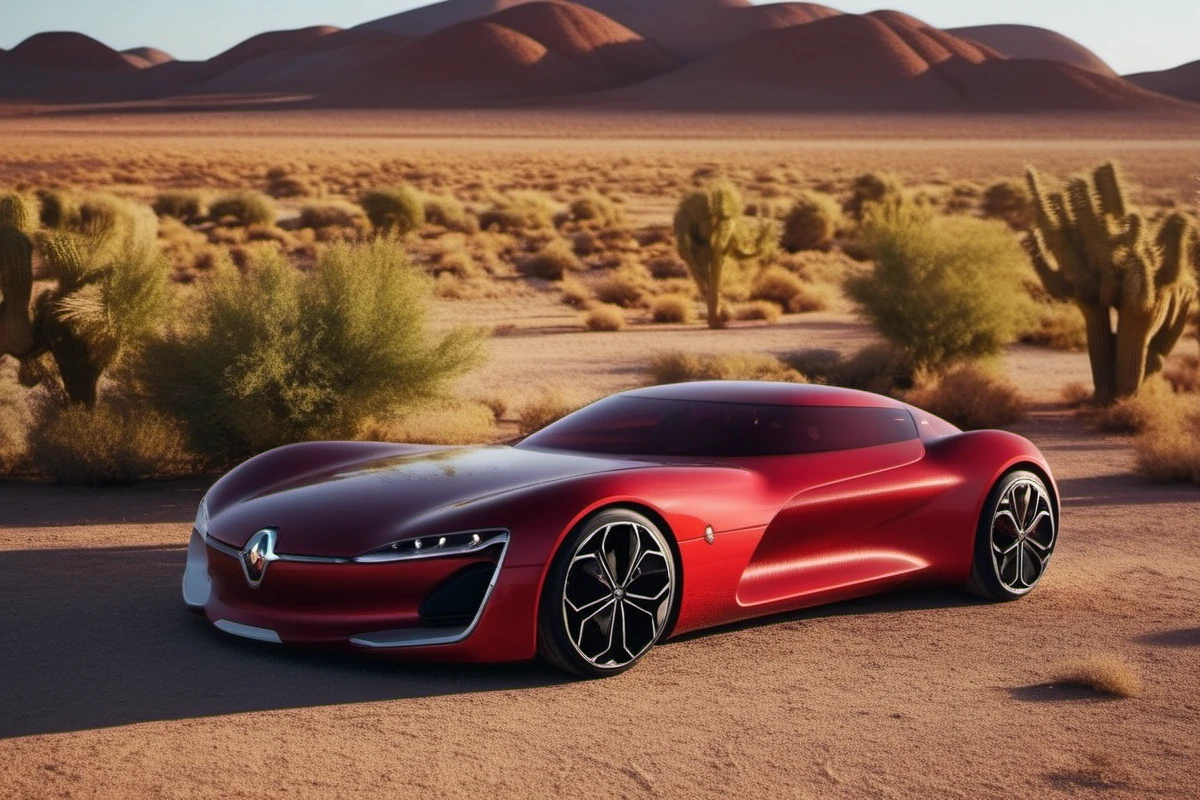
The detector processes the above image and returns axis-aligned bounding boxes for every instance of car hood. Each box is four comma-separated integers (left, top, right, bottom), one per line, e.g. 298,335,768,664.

207,445,642,558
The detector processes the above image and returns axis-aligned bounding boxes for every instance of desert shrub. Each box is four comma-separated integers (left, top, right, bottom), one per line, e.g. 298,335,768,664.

1022,299,1088,351
733,301,782,324
1164,354,1200,394
845,172,902,220
781,191,843,252
1134,396,1200,484
787,281,835,313
265,167,316,199
647,254,689,279
1093,377,1184,434
787,343,915,395
1052,655,1142,698
479,191,555,233
27,399,194,484
847,201,1033,371
423,194,478,234
0,364,30,472
36,189,78,229
209,191,275,227
136,239,484,463
1061,381,1094,408
584,305,626,332
649,351,804,385
903,364,1025,430
518,390,586,436
360,186,425,235
152,191,206,222
749,266,807,310
559,277,592,309
298,200,367,230
981,180,1032,229
520,239,579,281
592,270,647,308
569,193,622,226
362,400,498,446
650,294,696,324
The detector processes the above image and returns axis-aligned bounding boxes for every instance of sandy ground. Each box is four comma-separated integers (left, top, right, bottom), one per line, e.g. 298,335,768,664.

1,310,1198,799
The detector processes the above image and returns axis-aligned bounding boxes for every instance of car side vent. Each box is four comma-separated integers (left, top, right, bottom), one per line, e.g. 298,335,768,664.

419,563,496,628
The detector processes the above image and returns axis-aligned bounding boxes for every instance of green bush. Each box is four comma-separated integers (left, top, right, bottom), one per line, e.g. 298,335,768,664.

360,186,425,235
847,200,1033,371
209,191,275,227
152,191,206,222
781,191,842,252
137,239,484,463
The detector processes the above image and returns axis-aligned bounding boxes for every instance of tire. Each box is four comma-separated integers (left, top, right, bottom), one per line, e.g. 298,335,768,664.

538,509,678,678
966,470,1058,601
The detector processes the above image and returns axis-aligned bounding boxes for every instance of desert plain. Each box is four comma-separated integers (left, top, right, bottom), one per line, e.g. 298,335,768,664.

0,109,1196,799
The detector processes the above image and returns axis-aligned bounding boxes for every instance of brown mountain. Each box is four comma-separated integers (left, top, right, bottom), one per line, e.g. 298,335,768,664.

7,32,137,72
1126,60,1200,103
946,24,1117,77
121,47,175,68
358,0,540,37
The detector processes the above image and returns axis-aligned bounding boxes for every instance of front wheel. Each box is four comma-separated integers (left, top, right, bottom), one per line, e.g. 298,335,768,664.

966,470,1058,601
538,509,678,678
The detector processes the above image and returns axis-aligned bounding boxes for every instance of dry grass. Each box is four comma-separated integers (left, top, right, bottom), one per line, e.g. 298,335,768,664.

1022,301,1088,351
649,351,804,385
361,401,499,446
517,389,587,437
1092,378,1187,434
733,301,782,324
1132,390,1200,484
584,305,627,332
904,364,1025,430
649,294,696,324
521,239,579,281
1051,654,1142,699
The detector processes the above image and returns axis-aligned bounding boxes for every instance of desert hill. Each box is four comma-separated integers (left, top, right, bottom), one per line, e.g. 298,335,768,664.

121,47,174,68
7,32,137,72
358,0,540,37
1127,59,1200,103
947,24,1117,77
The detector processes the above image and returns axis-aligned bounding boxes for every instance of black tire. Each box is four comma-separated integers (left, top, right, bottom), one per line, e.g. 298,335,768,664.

538,509,678,678
966,470,1057,601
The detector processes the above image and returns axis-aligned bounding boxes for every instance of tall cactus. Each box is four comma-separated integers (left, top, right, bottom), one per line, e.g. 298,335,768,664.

1025,163,1198,405
674,182,773,329
0,192,168,406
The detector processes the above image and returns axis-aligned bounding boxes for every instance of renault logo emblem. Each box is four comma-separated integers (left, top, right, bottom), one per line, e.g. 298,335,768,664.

241,528,279,588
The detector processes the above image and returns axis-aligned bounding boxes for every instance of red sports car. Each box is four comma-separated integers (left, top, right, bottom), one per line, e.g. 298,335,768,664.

183,381,1059,676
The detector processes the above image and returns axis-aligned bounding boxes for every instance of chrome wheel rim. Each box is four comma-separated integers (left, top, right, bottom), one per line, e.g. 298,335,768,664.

562,520,675,669
990,478,1056,594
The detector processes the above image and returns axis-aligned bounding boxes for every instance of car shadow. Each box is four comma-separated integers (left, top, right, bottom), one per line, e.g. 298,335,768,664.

0,544,567,739
1135,627,1200,648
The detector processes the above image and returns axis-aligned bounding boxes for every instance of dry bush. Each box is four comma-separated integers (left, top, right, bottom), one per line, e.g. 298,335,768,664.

568,193,622,227
781,191,843,252
559,277,592,309
363,400,499,445
981,180,1032,229
845,172,903,220
520,239,580,281
265,167,317,199
593,268,648,308
423,194,478,234
786,343,915,396
152,191,206,222
584,305,626,332
649,351,804,385
360,186,425,235
1061,381,1094,408
209,191,275,227
1164,354,1200,393
298,200,367,230
749,266,807,310
1092,377,1185,434
0,364,30,472
647,254,689,280
650,294,696,324
518,390,586,436
733,301,782,324
1131,389,1200,483
28,399,195,484
1022,300,1088,351
1051,654,1142,698
904,364,1025,430
479,191,555,233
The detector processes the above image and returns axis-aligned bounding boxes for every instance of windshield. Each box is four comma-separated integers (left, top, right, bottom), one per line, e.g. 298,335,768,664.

519,396,919,457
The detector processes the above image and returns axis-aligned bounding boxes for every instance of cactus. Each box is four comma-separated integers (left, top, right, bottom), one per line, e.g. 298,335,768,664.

674,182,773,329
1025,163,1198,405
0,192,168,407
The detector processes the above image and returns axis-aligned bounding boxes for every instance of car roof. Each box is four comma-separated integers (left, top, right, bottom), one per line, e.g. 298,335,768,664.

620,381,905,409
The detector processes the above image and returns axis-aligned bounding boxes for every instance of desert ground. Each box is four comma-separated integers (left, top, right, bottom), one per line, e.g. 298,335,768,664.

1,112,1199,798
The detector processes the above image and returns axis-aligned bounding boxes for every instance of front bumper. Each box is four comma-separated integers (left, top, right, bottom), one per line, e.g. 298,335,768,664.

183,528,538,661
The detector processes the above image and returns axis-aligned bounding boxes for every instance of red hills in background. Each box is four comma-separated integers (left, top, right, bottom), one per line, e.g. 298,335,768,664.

0,0,1196,114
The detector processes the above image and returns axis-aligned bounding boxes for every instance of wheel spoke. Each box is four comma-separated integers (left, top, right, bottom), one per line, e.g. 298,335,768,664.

989,478,1056,594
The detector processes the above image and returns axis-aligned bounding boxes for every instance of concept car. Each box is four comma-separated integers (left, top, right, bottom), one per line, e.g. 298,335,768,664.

183,381,1059,676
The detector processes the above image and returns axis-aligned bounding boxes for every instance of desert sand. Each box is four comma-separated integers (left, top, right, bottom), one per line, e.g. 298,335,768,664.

1,301,1198,798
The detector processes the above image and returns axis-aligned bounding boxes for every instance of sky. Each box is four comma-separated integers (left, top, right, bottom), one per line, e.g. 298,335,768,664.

2,0,1196,76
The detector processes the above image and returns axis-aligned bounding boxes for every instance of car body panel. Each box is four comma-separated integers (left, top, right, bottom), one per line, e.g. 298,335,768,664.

185,381,1058,663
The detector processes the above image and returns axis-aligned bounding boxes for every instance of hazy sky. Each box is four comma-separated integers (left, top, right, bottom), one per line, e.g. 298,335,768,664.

2,0,1196,76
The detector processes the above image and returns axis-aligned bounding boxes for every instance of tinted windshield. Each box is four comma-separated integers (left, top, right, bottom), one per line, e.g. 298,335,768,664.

520,396,918,457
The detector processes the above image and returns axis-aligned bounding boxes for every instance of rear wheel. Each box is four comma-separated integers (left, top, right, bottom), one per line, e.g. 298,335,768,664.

967,470,1057,601
538,509,677,678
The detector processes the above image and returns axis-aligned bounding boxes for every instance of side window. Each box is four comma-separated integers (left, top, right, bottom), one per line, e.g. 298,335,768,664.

791,407,919,453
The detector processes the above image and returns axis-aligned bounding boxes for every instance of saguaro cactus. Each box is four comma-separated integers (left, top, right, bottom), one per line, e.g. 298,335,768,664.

0,195,37,359
674,182,772,329
1025,163,1198,405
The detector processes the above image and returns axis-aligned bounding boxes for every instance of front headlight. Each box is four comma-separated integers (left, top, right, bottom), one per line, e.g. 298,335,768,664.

194,497,209,537
356,529,508,563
